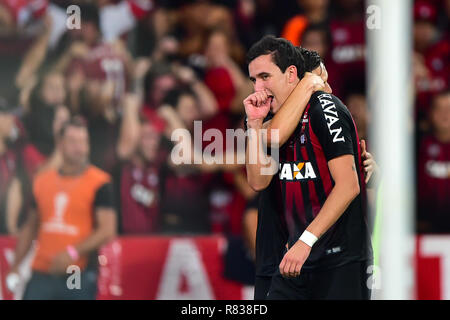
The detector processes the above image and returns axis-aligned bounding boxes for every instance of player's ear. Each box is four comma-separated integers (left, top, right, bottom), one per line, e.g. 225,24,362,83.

320,62,328,83
287,65,298,83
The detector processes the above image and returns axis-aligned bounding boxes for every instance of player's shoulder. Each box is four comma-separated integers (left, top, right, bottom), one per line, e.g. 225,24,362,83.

310,91,347,110
84,165,112,185
309,91,351,118
34,168,57,186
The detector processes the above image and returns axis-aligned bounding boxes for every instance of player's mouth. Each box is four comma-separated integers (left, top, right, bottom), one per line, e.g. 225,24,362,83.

267,95,274,108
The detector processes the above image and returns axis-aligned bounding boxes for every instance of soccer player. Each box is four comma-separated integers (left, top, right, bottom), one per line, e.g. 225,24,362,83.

245,36,372,300
7,117,116,300
245,44,330,300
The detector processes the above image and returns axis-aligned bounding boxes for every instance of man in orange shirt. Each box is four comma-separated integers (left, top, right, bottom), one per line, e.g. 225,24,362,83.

7,117,116,300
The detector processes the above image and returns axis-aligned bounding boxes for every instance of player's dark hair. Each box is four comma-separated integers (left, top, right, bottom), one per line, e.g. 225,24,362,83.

161,87,196,109
58,116,88,138
143,63,176,105
79,3,100,30
246,36,305,78
297,47,322,74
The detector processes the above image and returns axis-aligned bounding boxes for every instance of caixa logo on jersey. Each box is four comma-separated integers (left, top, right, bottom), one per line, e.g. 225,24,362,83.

279,162,317,181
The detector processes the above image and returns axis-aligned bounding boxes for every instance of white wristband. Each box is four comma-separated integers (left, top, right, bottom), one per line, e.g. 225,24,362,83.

299,230,318,247
6,273,20,292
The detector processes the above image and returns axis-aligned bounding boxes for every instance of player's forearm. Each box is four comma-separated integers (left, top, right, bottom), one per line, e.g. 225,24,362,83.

246,119,274,191
265,80,315,147
6,178,22,235
191,81,218,118
306,181,360,239
75,228,116,256
15,23,51,89
117,97,141,160
11,210,39,270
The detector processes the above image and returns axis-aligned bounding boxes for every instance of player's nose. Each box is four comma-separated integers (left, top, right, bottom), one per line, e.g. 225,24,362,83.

254,79,265,92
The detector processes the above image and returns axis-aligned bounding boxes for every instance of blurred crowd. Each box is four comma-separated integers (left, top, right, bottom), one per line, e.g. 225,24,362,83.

0,0,449,260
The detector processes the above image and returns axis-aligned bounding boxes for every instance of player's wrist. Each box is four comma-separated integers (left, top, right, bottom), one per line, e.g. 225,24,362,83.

66,245,80,261
6,272,20,292
299,230,318,248
246,117,264,128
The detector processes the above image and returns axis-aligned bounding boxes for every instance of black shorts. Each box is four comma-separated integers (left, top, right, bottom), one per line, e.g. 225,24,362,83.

266,260,372,300
254,275,273,300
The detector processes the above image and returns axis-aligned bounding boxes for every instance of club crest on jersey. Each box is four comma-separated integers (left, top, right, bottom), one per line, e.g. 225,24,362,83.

317,93,345,143
279,162,317,181
299,133,307,145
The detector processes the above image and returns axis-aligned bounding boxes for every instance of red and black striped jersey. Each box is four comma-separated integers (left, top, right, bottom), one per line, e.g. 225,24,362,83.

278,91,372,270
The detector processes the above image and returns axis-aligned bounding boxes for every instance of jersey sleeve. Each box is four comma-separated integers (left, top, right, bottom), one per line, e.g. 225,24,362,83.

94,182,115,209
309,92,355,161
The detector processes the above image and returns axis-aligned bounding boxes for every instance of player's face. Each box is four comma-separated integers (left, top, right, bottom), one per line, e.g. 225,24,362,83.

248,54,299,113
150,75,177,106
302,30,328,58
139,123,161,162
60,126,90,168
81,22,100,46
41,73,66,106
430,94,450,133
177,94,200,128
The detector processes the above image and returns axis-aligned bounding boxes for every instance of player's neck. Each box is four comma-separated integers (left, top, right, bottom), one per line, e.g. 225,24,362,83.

59,162,88,176
307,10,326,23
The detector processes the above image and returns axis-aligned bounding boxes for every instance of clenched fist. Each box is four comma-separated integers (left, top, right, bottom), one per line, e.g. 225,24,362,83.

243,90,273,123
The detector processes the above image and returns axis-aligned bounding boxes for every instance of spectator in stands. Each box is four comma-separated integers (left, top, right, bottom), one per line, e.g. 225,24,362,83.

203,28,252,154
8,116,116,299
0,99,44,235
114,93,167,234
157,87,212,234
53,3,134,113
204,28,250,114
328,0,366,98
38,105,71,172
281,0,330,46
143,63,179,110
24,72,67,157
177,0,235,59
417,90,450,234
346,91,370,141
300,23,342,98
48,3,134,173
414,0,449,116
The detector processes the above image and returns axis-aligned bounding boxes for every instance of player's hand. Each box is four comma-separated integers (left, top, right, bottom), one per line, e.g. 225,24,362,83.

243,90,272,123
361,139,378,184
173,64,197,85
279,240,311,278
301,72,326,92
122,92,141,112
49,251,75,275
